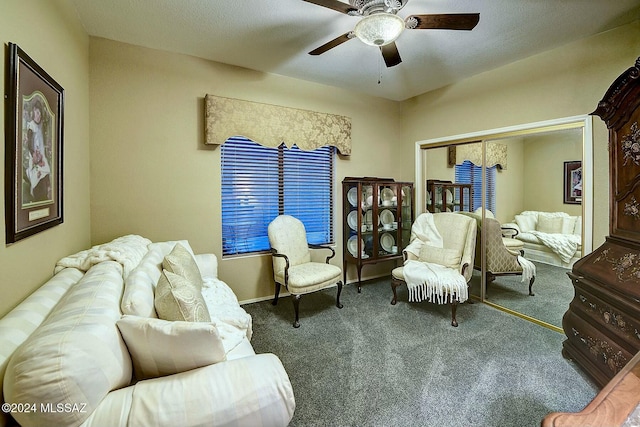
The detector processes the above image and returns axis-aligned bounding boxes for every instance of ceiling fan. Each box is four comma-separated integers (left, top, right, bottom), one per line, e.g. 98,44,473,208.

303,0,479,67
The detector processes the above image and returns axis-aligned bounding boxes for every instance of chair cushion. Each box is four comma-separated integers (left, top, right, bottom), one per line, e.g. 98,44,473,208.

162,242,203,291
116,315,226,380
155,270,211,322
279,262,341,294
503,237,524,250
418,245,462,270
391,266,405,280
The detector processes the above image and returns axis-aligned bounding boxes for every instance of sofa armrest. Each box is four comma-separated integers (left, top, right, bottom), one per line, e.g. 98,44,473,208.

502,222,520,235
126,354,295,427
194,253,218,280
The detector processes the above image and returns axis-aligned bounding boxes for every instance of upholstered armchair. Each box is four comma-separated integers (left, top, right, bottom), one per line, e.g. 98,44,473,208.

391,213,477,327
477,216,536,296
268,215,343,328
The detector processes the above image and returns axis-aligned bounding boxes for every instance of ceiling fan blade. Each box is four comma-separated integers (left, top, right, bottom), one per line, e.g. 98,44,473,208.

406,13,480,30
380,42,402,67
302,0,358,15
309,32,354,55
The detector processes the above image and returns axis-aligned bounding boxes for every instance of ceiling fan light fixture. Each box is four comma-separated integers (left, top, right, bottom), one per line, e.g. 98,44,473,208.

354,13,405,47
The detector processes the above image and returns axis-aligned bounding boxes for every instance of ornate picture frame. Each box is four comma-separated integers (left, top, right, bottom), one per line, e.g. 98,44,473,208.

5,43,64,243
564,160,582,205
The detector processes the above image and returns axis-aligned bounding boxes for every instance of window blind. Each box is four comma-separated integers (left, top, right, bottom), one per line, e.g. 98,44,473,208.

455,160,497,214
221,137,334,256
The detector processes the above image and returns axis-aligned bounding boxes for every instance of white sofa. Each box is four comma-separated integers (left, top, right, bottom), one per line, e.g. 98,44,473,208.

503,211,582,268
0,236,295,427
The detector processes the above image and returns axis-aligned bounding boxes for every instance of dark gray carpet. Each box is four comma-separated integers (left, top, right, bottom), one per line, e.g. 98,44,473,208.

243,277,598,427
469,261,574,328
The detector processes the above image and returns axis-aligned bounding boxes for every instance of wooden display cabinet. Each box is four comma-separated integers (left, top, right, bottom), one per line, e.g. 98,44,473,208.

425,180,473,213
342,177,414,292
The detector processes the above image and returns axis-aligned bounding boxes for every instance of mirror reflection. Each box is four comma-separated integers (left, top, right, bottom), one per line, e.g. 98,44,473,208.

421,123,589,329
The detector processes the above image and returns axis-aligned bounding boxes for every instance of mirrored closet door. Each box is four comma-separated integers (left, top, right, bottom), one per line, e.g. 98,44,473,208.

417,116,593,331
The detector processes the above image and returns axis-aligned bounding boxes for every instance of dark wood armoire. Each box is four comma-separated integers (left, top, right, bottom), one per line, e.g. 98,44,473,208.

561,57,640,389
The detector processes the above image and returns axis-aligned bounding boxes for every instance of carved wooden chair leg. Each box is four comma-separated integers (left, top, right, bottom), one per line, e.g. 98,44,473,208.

451,299,459,327
528,276,535,296
336,281,344,309
292,294,302,328
390,278,403,305
272,282,281,306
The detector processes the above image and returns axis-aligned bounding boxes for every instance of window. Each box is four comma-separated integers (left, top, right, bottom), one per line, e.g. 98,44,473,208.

455,160,497,214
221,137,334,256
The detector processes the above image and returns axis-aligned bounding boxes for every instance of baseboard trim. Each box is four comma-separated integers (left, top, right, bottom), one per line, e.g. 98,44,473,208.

238,273,392,306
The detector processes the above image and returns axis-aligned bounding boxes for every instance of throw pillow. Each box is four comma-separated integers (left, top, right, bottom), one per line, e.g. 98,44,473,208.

155,270,211,322
116,315,226,380
514,214,537,232
162,242,203,291
537,216,563,234
418,245,462,270
562,216,578,235
573,216,583,236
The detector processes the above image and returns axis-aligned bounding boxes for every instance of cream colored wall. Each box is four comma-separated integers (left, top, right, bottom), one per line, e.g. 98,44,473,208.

522,131,583,216
0,1,91,317
495,138,525,223
401,20,640,248
88,38,402,302
424,146,454,184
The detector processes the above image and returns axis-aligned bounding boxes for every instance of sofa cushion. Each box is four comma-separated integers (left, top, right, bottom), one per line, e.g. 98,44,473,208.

122,246,164,318
418,245,462,270
3,261,132,427
162,243,203,291
155,270,211,322
149,239,195,257
573,216,582,236
515,214,537,232
562,216,578,235
538,216,564,233
116,316,226,380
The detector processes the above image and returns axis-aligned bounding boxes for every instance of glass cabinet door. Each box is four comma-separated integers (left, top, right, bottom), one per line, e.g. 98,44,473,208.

343,178,414,292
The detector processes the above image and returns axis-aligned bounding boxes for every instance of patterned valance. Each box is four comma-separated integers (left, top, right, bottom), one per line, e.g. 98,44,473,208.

204,94,352,155
453,142,508,170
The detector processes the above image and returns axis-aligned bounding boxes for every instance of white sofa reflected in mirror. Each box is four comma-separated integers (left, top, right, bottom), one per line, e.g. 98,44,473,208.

503,211,582,268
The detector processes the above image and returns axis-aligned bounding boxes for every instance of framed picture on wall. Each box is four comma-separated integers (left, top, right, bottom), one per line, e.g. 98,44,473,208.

5,43,64,243
564,160,582,205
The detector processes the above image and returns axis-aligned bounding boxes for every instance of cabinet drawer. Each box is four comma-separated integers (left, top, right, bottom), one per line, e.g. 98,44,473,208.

568,283,640,354
563,310,634,378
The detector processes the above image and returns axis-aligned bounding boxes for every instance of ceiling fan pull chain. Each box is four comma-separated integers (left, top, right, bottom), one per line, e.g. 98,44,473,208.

378,53,382,85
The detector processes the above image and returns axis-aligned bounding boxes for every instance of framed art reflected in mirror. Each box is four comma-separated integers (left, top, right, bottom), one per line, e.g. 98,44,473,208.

564,160,582,205
5,43,64,243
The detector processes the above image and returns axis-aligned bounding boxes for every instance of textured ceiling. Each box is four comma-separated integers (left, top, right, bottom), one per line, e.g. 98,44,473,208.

71,0,640,101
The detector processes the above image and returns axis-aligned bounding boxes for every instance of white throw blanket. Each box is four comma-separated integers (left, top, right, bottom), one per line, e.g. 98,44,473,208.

517,255,536,284
55,234,152,278
404,261,468,303
530,231,580,264
404,213,443,258
201,277,253,353
403,213,468,304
